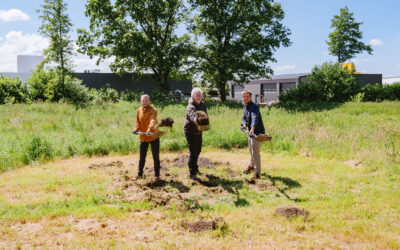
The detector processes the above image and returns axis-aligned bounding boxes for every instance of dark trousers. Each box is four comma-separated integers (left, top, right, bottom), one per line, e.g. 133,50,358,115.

138,139,160,177
184,133,202,176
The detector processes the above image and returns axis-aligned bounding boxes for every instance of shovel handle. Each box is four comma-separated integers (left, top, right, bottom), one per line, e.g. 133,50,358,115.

132,131,153,136
240,128,255,137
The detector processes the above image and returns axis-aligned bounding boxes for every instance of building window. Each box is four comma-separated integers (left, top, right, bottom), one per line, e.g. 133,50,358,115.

261,83,277,94
280,82,296,92
232,84,244,98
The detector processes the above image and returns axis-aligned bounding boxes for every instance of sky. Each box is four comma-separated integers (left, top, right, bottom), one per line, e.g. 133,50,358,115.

0,0,399,77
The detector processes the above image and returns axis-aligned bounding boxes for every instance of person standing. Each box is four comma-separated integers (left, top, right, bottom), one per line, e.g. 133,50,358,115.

134,94,160,180
241,90,265,179
184,87,208,181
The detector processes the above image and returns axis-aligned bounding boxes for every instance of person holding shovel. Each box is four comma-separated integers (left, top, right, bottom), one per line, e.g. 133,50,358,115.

184,87,209,181
241,90,265,179
133,94,160,180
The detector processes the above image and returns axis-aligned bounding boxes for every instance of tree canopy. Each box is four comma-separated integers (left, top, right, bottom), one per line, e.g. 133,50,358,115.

77,0,194,93
189,0,291,101
327,6,373,63
37,0,74,94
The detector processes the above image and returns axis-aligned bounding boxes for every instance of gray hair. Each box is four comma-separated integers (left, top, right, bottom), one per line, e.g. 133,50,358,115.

191,87,203,98
140,94,150,101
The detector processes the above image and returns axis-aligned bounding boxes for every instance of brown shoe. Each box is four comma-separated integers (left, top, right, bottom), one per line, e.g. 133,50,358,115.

251,173,260,180
243,166,254,174
155,176,161,182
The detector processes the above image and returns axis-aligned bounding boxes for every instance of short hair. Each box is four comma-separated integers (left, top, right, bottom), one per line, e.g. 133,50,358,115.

241,89,252,97
191,87,203,98
140,94,150,101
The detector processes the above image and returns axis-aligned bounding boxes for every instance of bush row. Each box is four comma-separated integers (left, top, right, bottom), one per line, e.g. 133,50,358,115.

279,62,400,104
0,68,172,105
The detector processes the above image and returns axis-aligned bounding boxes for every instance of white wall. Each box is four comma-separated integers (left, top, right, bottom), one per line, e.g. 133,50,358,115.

383,77,400,85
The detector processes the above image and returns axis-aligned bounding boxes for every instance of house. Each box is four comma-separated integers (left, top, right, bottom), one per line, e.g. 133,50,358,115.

229,73,382,104
229,73,309,104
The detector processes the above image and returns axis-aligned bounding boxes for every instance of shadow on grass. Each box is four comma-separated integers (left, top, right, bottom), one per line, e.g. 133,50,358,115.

145,179,190,193
263,174,307,203
198,174,249,207
277,102,343,113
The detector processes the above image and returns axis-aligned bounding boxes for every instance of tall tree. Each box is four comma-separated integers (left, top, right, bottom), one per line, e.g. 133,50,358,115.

327,6,373,63
189,0,291,101
77,0,194,94
37,0,74,95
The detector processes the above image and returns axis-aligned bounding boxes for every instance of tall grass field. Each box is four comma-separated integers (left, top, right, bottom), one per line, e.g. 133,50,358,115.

1,101,399,172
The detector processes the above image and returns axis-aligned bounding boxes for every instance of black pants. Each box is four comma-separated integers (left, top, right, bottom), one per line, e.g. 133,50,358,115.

138,139,160,177
184,133,202,176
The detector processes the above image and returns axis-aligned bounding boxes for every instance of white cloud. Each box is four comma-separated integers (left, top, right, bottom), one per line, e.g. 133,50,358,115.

0,31,48,72
72,53,112,73
0,31,113,73
274,64,296,72
0,9,29,22
369,39,383,46
396,64,400,68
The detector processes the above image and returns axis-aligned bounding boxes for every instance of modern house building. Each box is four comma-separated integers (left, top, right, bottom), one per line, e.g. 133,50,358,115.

229,73,309,104
229,73,382,104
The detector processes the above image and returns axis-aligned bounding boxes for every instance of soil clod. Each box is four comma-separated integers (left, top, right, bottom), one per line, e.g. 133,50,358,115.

88,161,123,169
275,206,310,218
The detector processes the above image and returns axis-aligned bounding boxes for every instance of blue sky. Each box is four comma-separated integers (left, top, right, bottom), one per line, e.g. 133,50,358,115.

0,0,399,77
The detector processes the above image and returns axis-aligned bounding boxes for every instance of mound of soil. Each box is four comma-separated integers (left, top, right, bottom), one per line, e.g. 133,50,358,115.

88,161,123,169
224,167,238,177
159,117,174,127
181,221,215,232
275,207,310,218
162,154,229,169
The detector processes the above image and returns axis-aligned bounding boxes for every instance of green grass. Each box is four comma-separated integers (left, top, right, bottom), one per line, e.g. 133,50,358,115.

1,101,400,172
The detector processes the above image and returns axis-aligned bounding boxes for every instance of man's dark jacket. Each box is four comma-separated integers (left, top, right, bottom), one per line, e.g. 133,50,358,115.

184,98,208,135
242,101,265,135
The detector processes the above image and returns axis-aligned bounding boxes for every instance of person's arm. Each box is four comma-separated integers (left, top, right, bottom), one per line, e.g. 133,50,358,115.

135,110,141,131
241,108,247,129
148,109,158,133
250,106,260,133
187,105,198,124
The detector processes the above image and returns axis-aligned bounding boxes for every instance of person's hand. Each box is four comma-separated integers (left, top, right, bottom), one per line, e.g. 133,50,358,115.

146,130,152,136
241,125,246,130
250,127,255,134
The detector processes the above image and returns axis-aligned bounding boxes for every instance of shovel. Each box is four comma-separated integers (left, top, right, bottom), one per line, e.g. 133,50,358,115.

132,130,167,139
240,128,272,142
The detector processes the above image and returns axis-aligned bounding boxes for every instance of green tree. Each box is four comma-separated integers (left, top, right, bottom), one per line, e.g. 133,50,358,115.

37,0,74,95
77,0,194,94
327,6,373,63
189,0,291,101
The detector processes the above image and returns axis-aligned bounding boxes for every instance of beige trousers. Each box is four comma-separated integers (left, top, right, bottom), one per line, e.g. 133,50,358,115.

248,137,261,175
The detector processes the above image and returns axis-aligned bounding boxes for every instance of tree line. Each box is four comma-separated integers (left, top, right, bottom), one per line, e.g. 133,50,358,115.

36,0,372,103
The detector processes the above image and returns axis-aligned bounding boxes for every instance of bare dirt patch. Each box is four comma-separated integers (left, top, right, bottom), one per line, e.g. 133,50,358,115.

275,206,310,218
181,218,226,232
344,160,363,168
161,154,230,169
88,161,123,169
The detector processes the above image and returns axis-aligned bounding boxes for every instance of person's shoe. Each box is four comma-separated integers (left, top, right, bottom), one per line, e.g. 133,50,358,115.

251,173,260,180
196,169,203,176
243,166,254,174
134,175,143,181
155,176,161,182
190,175,199,181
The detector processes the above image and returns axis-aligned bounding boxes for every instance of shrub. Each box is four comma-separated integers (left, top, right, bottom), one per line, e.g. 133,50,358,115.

120,89,144,102
279,62,361,103
0,75,30,104
362,83,400,102
91,84,120,103
27,68,91,105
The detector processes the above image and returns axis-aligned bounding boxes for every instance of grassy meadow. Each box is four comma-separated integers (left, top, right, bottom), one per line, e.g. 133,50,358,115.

1,101,400,172
0,101,400,248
